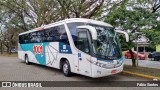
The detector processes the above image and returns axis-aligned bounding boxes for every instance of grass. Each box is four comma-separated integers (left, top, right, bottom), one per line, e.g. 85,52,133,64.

122,51,126,56
156,44,160,52
0,53,18,57
124,64,160,77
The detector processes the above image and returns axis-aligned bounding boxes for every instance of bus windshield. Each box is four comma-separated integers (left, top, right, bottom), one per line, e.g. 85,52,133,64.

89,24,122,60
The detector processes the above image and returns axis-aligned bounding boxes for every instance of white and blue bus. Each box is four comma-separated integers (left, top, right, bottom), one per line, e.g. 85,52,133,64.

18,18,129,78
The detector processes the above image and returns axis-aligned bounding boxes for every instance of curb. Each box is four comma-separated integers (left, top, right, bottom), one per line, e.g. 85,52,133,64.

124,64,160,70
123,71,160,80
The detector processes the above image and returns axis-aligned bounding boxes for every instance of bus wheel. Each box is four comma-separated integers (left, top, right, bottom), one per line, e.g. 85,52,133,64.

62,60,72,77
25,55,30,65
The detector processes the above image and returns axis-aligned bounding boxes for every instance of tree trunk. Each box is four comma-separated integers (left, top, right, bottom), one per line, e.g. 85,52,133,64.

6,46,10,54
9,47,11,55
129,49,136,67
0,41,3,54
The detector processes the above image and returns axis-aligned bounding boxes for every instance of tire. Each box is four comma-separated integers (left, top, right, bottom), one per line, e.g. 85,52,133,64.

25,55,30,65
153,57,158,61
138,57,141,60
153,58,157,61
62,60,72,77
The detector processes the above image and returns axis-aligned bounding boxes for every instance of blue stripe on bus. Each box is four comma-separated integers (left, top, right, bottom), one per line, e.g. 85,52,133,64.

20,42,49,65
20,42,72,65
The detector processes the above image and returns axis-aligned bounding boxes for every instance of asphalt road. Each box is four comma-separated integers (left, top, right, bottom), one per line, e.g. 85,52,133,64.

0,56,159,90
0,56,151,81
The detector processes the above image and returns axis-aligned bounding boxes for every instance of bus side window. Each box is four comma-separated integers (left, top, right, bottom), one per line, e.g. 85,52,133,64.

67,22,85,47
19,35,24,44
58,25,69,45
77,31,90,54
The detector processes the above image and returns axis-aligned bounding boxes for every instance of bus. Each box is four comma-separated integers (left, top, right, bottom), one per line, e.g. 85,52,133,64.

18,18,129,78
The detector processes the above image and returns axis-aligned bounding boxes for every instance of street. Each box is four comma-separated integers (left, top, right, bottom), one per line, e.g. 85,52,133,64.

0,56,159,90
0,56,151,81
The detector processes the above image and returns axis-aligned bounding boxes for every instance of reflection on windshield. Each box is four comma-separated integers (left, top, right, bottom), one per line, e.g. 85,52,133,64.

89,24,121,59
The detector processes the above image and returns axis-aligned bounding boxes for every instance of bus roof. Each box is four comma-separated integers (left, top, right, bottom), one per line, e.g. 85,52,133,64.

19,18,113,35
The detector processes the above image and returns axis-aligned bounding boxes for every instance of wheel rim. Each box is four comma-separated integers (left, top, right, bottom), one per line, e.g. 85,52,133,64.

63,63,68,74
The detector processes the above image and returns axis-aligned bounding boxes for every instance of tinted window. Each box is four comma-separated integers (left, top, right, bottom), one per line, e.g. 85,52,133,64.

77,31,90,54
43,27,59,42
30,31,42,43
19,25,69,44
67,22,85,46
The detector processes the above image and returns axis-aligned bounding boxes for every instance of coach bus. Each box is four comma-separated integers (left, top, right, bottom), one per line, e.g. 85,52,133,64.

18,18,129,78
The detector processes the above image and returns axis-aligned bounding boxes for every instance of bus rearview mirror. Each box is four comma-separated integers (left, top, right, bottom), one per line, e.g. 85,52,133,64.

77,25,97,40
115,30,129,42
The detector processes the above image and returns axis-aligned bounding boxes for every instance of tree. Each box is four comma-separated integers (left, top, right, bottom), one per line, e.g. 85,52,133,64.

0,15,22,54
57,0,105,18
0,0,60,31
2,29,19,54
105,6,160,67
0,0,106,30
0,0,126,54
0,0,125,31
152,0,160,13
141,30,160,48
131,0,160,13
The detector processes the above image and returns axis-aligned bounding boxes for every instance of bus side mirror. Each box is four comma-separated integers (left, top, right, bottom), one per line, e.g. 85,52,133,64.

77,25,97,40
115,30,129,42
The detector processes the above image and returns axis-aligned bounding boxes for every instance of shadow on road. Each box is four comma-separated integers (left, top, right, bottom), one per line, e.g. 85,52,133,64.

19,61,123,81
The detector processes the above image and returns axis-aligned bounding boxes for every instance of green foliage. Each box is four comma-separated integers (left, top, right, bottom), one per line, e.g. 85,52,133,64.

119,35,135,51
105,7,159,31
105,6,160,50
141,30,160,45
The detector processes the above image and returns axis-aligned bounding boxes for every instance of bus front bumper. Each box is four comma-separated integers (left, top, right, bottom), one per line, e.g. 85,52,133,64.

91,64,123,78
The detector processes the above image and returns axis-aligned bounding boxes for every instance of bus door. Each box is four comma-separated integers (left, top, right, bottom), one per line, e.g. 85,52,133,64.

76,28,92,76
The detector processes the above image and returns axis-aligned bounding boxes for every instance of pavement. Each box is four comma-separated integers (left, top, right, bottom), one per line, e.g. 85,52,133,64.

0,56,159,90
0,56,151,81
124,59,160,69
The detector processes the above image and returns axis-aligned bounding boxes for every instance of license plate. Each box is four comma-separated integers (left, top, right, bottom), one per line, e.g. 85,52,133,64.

111,70,117,74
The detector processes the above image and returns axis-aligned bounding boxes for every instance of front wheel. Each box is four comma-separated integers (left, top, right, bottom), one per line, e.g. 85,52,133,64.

62,60,72,77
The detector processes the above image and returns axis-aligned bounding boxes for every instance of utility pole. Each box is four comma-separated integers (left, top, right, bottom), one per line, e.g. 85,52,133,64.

136,41,138,66
0,28,3,54
135,31,140,67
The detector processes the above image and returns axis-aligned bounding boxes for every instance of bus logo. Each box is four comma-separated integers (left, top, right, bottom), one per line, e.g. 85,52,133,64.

33,45,43,55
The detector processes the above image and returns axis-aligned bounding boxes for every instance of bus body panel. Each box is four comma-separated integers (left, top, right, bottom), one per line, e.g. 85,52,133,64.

73,51,92,77
18,42,74,70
